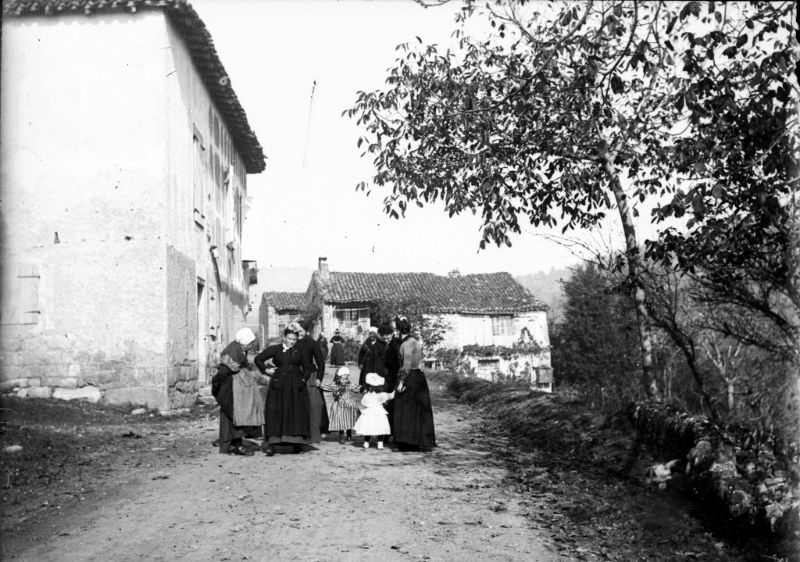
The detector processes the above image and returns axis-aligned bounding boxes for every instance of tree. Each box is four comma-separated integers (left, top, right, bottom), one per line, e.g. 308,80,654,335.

642,0,799,427
348,1,702,400
369,297,450,350
642,266,798,433
551,263,642,410
349,0,798,405
641,268,720,419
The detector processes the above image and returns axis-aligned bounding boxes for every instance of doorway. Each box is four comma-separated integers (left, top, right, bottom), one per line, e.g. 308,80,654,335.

197,279,208,385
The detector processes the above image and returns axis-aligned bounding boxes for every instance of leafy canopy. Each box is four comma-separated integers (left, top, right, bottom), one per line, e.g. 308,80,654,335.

348,1,690,249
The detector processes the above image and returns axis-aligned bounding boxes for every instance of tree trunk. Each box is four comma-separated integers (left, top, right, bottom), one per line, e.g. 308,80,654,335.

787,196,800,443
726,378,735,412
602,155,662,402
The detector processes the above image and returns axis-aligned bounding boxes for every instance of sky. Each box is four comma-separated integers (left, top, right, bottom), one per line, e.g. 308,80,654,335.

191,0,646,277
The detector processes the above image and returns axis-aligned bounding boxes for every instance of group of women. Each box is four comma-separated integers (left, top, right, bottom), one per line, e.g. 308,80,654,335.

211,317,436,456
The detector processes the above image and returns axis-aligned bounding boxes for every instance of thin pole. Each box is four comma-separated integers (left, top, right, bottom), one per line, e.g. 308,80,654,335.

302,79,317,168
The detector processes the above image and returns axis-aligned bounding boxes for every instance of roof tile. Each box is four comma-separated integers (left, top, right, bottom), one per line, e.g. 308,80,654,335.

320,271,547,314
262,292,307,313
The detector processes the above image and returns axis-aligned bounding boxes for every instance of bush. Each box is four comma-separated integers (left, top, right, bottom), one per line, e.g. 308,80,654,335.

447,375,515,404
433,348,461,370
461,342,544,360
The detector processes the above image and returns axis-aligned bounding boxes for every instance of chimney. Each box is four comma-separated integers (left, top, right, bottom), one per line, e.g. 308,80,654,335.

318,257,330,282
448,269,461,278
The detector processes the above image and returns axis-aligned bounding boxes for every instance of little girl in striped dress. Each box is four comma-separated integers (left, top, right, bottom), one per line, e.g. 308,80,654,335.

320,367,361,444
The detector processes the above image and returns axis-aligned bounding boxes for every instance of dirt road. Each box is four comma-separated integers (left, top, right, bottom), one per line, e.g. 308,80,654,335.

2,382,563,561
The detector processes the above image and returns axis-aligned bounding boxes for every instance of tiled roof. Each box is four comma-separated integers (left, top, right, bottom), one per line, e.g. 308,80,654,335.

262,292,307,313
315,271,547,314
3,0,265,174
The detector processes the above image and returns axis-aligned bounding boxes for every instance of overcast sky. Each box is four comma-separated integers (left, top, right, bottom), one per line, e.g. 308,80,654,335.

192,0,638,276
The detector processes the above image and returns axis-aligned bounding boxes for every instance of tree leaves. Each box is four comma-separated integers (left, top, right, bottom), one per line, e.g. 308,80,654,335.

346,1,799,390
610,74,624,94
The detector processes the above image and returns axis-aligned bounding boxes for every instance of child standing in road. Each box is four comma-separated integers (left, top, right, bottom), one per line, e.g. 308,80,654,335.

320,367,361,444
353,372,395,449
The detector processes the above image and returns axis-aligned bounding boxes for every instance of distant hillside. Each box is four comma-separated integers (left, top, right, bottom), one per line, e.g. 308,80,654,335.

516,267,573,324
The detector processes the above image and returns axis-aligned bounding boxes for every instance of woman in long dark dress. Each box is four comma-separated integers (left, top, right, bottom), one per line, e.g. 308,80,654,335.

329,329,346,366
254,328,310,455
391,318,436,451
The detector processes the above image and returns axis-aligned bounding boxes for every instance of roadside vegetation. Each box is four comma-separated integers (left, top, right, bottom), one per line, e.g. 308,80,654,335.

442,372,798,561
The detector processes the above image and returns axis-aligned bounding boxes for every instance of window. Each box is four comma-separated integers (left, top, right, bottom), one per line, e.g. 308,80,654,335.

491,316,514,336
192,126,206,225
234,190,243,237
334,307,369,331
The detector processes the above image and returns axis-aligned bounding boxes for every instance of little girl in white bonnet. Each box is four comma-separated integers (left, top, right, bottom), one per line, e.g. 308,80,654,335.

353,372,395,449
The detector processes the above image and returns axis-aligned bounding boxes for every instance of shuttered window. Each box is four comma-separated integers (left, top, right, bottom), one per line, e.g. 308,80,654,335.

491,316,513,336
1,264,40,325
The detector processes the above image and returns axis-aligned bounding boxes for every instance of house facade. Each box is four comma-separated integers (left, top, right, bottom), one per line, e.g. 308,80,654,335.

0,0,265,410
260,292,308,344
306,258,553,391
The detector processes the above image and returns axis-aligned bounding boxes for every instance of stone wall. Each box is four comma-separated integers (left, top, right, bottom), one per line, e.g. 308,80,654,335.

629,401,799,537
166,246,199,408
0,236,169,409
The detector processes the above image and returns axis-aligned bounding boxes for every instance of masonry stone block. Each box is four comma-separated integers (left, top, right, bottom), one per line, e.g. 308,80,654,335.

180,364,194,379
173,380,197,393
166,367,180,386
133,367,160,385
83,370,118,386
43,377,63,387
61,377,79,389
0,380,20,393
104,387,165,410
27,387,53,399
68,363,81,377
171,394,196,410
53,386,102,403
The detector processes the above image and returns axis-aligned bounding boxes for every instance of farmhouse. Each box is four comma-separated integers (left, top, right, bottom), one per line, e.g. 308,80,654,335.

0,0,265,410
260,292,307,343
304,258,553,390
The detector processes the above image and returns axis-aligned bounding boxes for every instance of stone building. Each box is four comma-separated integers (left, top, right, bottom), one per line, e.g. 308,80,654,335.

260,292,307,344
0,0,265,410
304,258,553,391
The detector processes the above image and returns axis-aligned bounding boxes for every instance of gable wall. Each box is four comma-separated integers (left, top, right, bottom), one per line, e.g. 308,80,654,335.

0,13,174,408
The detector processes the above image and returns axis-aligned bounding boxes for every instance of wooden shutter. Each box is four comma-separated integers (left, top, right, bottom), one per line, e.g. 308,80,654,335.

1,263,40,325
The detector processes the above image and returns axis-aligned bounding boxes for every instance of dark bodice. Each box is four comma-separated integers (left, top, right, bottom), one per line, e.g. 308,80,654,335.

255,344,303,373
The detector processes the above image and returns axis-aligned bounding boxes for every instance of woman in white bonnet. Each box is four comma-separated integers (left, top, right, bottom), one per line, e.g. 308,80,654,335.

211,327,260,455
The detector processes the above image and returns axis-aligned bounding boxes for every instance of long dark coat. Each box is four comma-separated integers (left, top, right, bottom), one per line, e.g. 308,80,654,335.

211,364,235,420
297,335,330,441
392,336,436,449
329,335,346,366
358,337,387,387
255,344,310,441
211,341,249,420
